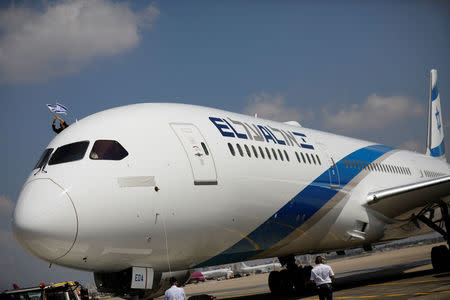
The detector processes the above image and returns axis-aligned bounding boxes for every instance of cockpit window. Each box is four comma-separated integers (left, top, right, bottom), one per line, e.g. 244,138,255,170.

48,141,89,165
34,148,53,170
89,140,128,160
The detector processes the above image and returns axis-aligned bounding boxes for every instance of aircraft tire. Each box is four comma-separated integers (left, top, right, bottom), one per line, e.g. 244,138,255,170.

268,271,282,295
279,269,294,295
294,265,313,295
431,245,450,272
293,267,306,294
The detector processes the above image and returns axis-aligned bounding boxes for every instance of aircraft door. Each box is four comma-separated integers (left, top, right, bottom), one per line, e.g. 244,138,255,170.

170,123,218,185
328,157,340,189
316,142,340,189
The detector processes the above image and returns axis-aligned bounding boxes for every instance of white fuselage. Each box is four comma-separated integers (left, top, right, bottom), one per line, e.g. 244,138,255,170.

13,103,450,274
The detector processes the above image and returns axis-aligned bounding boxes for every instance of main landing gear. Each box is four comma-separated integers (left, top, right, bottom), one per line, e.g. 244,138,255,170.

268,256,312,296
416,200,450,272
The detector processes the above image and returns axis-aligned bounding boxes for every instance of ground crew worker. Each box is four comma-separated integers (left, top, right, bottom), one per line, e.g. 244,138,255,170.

308,256,335,300
52,115,69,134
164,277,186,300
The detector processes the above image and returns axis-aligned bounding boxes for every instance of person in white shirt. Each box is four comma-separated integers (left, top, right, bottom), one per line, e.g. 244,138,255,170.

308,256,335,300
164,277,186,300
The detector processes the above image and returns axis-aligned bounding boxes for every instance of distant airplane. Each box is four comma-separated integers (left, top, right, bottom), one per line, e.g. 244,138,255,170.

201,268,233,280
240,261,282,274
13,70,450,298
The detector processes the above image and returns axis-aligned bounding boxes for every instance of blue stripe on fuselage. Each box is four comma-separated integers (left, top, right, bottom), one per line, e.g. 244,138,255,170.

195,144,394,267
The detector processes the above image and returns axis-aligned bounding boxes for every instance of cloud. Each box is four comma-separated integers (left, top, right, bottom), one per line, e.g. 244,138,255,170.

0,195,14,217
323,94,425,131
243,92,313,122
0,0,159,83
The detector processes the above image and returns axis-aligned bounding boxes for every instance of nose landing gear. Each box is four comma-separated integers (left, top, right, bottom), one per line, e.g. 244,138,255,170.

268,255,312,296
416,200,450,272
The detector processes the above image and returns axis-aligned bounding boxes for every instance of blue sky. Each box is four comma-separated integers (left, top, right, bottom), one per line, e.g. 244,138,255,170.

0,0,449,291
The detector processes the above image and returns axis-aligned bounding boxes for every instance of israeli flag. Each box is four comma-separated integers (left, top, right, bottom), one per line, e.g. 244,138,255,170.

47,103,68,114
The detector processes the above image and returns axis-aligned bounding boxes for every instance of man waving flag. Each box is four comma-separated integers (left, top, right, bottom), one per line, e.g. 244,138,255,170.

47,102,68,114
47,102,69,134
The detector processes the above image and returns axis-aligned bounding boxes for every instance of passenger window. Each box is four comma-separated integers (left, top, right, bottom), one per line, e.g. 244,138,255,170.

228,143,235,156
272,148,278,160
265,147,271,160
300,152,306,163
284,150,290,162
305,153,311,164
316,155,321,165
278,149,284,161
34,148,53,170
259,146,265,159
252,145,258,158
236,144,244,156
201,142,209,155
49,141,89,165
90,140,128,160
244,144,251,157
311,154,316,165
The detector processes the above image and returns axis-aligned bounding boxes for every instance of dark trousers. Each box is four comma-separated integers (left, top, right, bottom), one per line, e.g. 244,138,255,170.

318,283,333,300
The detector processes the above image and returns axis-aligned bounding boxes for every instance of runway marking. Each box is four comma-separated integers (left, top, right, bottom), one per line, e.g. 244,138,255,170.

216,294,258,299
298,290,450,300
368,278,450,286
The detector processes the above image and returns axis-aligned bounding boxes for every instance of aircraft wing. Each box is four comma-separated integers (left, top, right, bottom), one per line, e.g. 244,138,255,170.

366,175,450,219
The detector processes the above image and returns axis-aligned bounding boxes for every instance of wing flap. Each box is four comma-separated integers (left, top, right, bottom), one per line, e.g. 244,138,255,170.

366,175,450,219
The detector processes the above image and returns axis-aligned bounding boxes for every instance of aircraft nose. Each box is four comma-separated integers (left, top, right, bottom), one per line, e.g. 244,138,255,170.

13,179,78,262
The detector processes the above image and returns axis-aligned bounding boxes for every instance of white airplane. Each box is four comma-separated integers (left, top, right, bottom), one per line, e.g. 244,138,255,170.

240,261,282,274
13,70,450,298
201,268,233,280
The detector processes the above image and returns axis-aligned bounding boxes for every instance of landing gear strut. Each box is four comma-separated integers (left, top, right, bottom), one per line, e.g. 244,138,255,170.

268,255,312,296
416,200,450,272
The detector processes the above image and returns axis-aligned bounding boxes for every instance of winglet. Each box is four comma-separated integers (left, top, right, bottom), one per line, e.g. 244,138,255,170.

426,69,446,161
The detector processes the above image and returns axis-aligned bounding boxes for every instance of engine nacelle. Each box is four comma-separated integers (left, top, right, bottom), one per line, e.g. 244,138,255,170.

94,268,190,299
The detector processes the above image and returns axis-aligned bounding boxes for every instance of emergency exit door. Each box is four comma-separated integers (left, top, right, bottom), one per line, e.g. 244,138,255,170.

316,142,340,189
171,123,218,185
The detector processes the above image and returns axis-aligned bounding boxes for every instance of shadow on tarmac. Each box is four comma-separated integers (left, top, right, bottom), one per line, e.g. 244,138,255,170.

215,265,447,299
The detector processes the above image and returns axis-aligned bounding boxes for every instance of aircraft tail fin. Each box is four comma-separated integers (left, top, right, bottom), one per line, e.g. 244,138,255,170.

240,262,248,268
426,69,446,161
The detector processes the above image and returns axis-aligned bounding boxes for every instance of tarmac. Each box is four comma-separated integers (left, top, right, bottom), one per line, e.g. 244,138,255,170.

160,242,450,300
